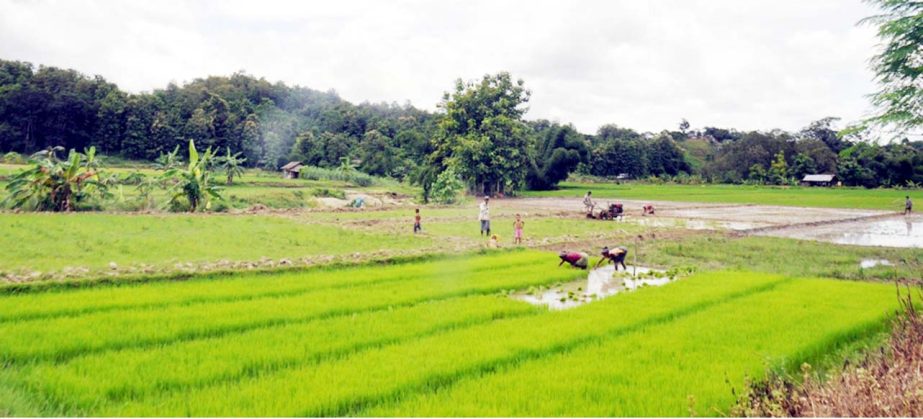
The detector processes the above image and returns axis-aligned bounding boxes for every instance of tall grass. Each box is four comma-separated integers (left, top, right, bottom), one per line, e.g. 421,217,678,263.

294,165,377,187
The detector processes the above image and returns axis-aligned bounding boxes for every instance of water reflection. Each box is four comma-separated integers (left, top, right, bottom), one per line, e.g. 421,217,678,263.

513,265,674,310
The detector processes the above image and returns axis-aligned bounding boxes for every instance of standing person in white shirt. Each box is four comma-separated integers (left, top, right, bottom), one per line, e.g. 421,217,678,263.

478,196,491,236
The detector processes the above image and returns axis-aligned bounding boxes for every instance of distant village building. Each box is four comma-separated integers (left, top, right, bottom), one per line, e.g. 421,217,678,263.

281,161,303,179
801,174,836,187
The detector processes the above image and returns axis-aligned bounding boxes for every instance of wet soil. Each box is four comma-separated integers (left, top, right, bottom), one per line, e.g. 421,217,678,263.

511,265,675,310
759,215,923,248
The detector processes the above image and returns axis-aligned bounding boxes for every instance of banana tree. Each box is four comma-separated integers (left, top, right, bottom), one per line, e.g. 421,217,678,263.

161,140,223,212
154,145,183,170
3,146,108,211
215,147,247,185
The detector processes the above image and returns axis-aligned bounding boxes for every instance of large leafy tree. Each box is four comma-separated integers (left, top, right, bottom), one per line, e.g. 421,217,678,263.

527,123,588,190
427,72,532,196
862,0,923,133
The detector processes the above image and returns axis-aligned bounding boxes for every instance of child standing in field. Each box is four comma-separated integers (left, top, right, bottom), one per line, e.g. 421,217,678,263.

905,196,913,215
413,208,422,233
513,213,524,244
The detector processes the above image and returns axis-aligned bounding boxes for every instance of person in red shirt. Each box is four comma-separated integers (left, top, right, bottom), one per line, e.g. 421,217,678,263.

558,251,589,270
413,208,422,234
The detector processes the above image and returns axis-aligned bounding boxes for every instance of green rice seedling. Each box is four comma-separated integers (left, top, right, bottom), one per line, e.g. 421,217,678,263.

0,250,551,322
0,259,582,362
21,295,540,410
366,277,900,417
99,272,786,416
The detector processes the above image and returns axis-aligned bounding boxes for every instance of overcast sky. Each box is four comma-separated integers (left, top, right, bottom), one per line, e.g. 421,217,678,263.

0,0,881,134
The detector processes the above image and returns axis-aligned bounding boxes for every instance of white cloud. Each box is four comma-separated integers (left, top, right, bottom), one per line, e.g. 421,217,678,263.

0,0,880,134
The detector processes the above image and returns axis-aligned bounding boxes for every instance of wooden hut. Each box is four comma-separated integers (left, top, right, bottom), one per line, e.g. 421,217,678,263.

281,161,303,179
801,174,835,187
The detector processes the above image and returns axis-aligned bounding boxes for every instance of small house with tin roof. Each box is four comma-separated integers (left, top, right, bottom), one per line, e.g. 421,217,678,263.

281,161,303,179
801,174,836,187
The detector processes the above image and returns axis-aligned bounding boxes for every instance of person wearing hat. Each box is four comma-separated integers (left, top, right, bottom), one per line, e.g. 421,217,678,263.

479,196,491,236
595,246,628,271
558,250,589,269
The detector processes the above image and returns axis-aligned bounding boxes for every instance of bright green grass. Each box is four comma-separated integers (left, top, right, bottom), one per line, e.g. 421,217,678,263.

524,182,917,211
0,209,665,276
641,234,923,281
0,250,550,321
0,252,902,417
0,213,434,272
97,271,786,416
366,277,899,416
0,256,580,362
23,294,538,410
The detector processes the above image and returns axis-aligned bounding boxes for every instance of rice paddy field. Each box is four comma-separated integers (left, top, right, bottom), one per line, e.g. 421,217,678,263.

524,181,918,211
2,162,923,416
0,250,904,416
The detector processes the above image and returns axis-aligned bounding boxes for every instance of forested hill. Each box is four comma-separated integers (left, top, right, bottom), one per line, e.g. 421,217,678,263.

0,59,437,176
2,58,923,190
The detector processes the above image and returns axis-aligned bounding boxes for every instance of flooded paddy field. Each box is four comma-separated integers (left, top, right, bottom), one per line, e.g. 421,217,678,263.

758,214,923,248
500,198,923,249
512,265,677,310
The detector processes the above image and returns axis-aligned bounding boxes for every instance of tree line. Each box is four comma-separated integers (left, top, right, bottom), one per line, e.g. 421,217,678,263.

2,0,922,201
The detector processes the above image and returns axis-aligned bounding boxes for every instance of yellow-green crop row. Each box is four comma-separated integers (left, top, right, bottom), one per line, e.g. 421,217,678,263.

0,251,903,417
0,250,550,322
100,272,788,416
0,254,581,362
365,278,900,416
19,295,539,411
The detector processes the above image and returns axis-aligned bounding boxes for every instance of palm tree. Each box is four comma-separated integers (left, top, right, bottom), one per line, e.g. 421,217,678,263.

215,147,246,185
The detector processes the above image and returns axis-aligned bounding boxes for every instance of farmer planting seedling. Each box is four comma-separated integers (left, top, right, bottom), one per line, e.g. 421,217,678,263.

595,246,629,271
558,250,589,269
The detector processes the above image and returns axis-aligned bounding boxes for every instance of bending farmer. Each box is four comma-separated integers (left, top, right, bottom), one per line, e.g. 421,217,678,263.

595,246,628,271
558,251,589,270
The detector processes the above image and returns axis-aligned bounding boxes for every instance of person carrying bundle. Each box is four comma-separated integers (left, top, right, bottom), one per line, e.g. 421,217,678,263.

558,250,589,270
595,246,628,271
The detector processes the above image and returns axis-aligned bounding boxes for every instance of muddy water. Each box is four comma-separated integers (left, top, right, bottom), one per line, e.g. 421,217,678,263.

634,217,768,231
662,206,885,227
759,215,923,248
512,265,674,310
